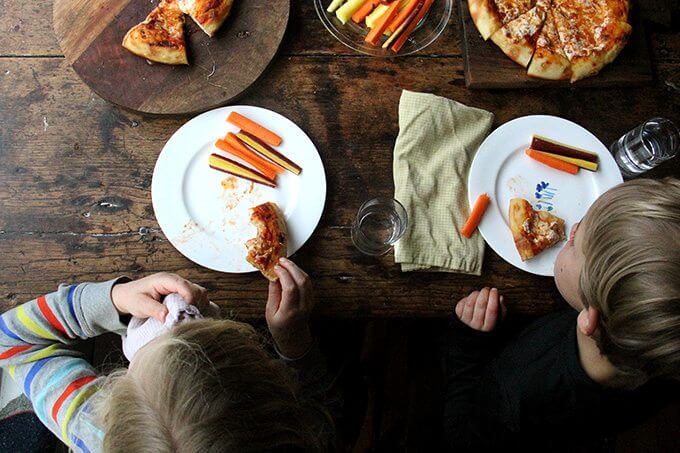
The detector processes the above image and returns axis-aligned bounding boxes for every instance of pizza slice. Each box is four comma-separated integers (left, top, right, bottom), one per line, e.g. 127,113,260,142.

527,8,571,80
508,198,566,261
246,202,288,281
552,0,631,82
468,0,536,40
178,0,234,37
122,0,188,65
490,4,546,68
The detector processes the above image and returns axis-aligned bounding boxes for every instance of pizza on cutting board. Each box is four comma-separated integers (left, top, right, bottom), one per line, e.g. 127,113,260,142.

122,0,188,65
508,198,566,261
122,0,234,65
246,202,288,281
468,0,632,82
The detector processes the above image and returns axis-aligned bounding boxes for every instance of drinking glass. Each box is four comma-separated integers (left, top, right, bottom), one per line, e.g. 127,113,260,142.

610,117,679,178
351,198,408,256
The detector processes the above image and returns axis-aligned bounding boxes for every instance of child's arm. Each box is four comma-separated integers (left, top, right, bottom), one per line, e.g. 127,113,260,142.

0,273,208,451
265,259,340,450
0,279,128,449
443,288,506,449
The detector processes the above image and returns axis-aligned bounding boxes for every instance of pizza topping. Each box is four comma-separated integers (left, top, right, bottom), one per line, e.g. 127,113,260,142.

246,202,287,281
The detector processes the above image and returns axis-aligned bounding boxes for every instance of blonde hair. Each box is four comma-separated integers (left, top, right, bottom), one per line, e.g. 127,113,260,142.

96,319,326,452
579,177,680,381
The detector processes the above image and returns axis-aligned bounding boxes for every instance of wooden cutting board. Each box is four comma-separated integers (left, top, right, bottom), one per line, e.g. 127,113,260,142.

53,0,289,115
458,0,653,89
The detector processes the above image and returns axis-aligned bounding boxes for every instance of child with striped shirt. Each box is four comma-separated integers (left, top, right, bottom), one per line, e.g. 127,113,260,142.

0,259,334,452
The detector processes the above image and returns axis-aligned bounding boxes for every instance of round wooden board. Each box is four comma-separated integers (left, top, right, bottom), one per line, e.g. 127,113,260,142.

53,0,290,115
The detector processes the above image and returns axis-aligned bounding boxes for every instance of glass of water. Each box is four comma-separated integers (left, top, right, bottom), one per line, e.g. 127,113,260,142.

351,198,408,256
610,117,679,178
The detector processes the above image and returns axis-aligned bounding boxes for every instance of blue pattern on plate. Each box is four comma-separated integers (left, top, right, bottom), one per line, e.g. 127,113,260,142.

535,181,557,211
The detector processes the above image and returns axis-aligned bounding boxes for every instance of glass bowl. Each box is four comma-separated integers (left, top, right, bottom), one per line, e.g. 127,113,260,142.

314,0,452,56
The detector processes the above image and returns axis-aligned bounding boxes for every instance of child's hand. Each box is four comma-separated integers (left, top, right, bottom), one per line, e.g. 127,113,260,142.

265,258,315,359
455,287,506,332
111,273,208,322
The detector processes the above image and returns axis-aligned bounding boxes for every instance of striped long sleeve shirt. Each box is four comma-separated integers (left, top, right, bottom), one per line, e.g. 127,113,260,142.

0,278,127,452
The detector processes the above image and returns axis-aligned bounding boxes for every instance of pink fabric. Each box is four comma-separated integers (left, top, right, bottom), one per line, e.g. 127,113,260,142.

122,294,219,361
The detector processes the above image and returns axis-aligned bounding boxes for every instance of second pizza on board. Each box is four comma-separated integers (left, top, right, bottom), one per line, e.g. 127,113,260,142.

467,0,632,82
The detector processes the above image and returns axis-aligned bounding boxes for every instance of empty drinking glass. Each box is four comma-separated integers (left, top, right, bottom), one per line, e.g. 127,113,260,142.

610,117,679,178
351,198,408,256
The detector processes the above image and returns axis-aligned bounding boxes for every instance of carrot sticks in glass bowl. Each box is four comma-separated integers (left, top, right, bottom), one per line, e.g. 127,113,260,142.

315,0,452,56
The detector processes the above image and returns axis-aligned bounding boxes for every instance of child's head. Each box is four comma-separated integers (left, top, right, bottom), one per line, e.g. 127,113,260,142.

98,319,324,452
554,177,680,380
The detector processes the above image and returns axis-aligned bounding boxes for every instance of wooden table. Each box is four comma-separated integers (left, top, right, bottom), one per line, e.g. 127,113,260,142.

1,1,679,318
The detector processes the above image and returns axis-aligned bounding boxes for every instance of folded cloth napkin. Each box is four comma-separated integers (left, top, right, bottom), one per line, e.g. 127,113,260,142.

393,90,494,275
122,294,220,361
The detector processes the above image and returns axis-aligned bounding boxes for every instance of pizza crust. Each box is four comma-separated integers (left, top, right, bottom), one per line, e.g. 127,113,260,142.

527,9,571,80
490,6,546,68
246,202,288,281
122,0,188,65
179,0,234,37
469,0,504,40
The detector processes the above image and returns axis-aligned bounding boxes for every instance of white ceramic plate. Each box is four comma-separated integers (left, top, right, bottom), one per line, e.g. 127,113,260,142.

468,115,623,276
152,106,326,273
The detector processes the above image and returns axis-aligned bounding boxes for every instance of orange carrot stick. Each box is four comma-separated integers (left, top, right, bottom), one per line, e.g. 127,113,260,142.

215,139,279,180
365,0,400,45
390,0,433,53
461,193,491,238
224,132,283,173
227,111,282,147
525,148,579,175
387,0,419,32
352,0,379,23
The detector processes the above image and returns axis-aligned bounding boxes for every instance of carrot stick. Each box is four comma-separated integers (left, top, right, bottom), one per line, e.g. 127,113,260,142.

461,193,491,238
227,111,282,147
387,0,419,32
352,0,379,23
225,132,285,174
215,139,279,180
383,2,422,49
365,0,400,45
390,0,433,53
525,148,579,175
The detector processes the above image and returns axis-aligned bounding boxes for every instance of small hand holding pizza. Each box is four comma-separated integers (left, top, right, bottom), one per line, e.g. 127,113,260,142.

265,258,315,359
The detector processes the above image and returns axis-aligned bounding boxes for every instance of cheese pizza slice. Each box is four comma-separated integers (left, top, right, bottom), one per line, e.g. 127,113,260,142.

509,198,566,261
527,8,571,80
179,0,234,37
552,0,631,82
122,0,188,65
490,4,546,68
246,202,287,281
468,0,537,40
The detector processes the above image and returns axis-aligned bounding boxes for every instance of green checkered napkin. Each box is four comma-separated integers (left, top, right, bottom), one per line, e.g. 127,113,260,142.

393,90,494,275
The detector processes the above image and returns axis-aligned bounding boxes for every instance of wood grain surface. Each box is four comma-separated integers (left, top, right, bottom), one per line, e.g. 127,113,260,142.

1,0,679,319
52,0,290,114
458,0,654,89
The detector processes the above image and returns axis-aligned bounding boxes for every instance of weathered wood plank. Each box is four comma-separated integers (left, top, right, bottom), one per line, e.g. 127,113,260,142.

0,228,569,317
